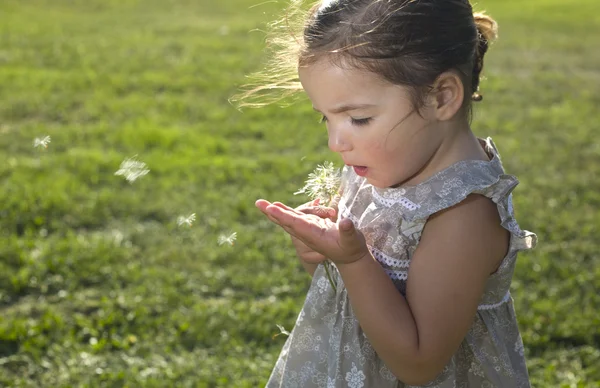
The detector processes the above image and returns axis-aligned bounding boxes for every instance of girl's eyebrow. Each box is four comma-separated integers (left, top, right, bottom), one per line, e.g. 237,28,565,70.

313,103,376,114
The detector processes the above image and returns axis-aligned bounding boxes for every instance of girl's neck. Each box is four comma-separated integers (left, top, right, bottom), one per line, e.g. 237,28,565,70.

401,123,489,188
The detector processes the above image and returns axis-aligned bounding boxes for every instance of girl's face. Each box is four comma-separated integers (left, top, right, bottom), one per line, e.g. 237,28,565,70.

298,60,445,189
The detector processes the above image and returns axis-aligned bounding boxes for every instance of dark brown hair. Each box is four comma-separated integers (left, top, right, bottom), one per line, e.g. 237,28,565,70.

233,0,497,115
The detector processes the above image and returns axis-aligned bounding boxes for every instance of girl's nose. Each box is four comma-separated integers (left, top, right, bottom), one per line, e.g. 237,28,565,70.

328,128,351,153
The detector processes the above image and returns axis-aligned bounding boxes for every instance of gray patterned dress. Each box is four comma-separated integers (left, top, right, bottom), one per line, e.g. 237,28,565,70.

266,138,537,388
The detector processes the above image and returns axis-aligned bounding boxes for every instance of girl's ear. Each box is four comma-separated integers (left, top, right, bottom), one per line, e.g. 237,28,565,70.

430,71,464,121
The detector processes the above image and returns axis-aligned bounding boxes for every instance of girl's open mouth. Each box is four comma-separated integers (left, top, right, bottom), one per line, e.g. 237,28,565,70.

353,166,368,176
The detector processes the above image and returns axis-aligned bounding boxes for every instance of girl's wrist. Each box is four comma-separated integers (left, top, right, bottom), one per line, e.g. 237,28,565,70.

333,250,372,268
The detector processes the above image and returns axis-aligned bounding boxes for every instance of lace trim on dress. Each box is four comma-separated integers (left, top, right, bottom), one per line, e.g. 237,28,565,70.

384,269,408,281
477,291,511,310
369,245,410,268
371,188,421,210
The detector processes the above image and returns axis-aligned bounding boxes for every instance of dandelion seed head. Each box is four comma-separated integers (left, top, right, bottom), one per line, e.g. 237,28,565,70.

217,232,237,246
114,155,150,183
294,161,341,204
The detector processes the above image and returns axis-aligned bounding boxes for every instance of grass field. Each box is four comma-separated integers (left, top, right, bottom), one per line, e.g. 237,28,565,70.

0,0,599,386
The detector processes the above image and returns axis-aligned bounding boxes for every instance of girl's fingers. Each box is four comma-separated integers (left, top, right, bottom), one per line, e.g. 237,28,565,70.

256,199,334,238
258,199,334,218
255,199,272,212
266,213,282,226
271,202,306,216
264,205,337,250
255,200,284,226
296,199,337,219
259,207,299,237
300,206,336,219
256,200,295,222
267,203,298,220
272,201,334,221
266,201,314,218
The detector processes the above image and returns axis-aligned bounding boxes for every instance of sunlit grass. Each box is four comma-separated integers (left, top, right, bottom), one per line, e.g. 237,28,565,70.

0,0,599,386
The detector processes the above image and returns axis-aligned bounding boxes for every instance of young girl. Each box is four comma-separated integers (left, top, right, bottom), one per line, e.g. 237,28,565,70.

240,0,537,386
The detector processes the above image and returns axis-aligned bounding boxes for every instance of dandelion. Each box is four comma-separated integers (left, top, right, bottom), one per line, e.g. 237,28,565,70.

33,135,51,149
218,232,237,246
114,155,150,183
272,324,291,339
294,161,341,204
295,161,342,293
177,213,196,227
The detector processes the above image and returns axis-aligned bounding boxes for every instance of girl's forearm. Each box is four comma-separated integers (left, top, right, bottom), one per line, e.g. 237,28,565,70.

336,255,428,385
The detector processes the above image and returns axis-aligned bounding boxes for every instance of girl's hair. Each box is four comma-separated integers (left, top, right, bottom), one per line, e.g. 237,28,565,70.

233,0,497,117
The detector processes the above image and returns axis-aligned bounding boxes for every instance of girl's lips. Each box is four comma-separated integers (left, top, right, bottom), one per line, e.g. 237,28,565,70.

353,166,368,177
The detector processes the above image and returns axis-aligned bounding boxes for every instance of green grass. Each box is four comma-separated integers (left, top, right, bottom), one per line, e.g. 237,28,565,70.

0,0,599,386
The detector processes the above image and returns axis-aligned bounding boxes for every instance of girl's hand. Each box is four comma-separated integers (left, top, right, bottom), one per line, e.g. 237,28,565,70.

256,198,335,264
255,199,370,266
291,198,337,264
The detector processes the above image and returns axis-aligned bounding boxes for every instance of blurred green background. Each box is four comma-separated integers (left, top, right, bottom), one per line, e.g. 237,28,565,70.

0,0,598,386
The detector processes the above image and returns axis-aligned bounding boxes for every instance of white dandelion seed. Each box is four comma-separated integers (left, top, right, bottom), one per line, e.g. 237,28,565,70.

294,161,341,204
177,213,196,227
217,232,237,246
272,324,291,339
33,136,51,149
114,155,150,183
218,25,229,36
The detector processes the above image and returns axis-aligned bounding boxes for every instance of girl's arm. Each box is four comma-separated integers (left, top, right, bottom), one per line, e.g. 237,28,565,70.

337,194,509,385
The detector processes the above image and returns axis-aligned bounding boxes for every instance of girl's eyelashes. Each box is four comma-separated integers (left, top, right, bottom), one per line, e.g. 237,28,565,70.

319,115,372,126
351,117,372,126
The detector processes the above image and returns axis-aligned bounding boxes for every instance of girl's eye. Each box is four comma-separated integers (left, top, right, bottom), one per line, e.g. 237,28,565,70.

318,115,372,126
351,117,372,126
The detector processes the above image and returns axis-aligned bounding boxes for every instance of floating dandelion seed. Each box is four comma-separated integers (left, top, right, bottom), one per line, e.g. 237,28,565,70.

114,155,150,183
218,232,237,246
33,136,51,149
294,161,341,204
272,324,291,339
218,25,230,36
177,213,196,227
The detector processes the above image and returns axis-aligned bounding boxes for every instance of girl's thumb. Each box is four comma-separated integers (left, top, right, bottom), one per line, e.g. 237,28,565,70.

339,218,355,234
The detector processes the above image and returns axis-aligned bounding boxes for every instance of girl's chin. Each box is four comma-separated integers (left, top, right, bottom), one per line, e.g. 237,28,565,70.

368,177,406,189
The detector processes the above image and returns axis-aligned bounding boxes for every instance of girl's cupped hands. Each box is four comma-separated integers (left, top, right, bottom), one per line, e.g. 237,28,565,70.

255,199,370,266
